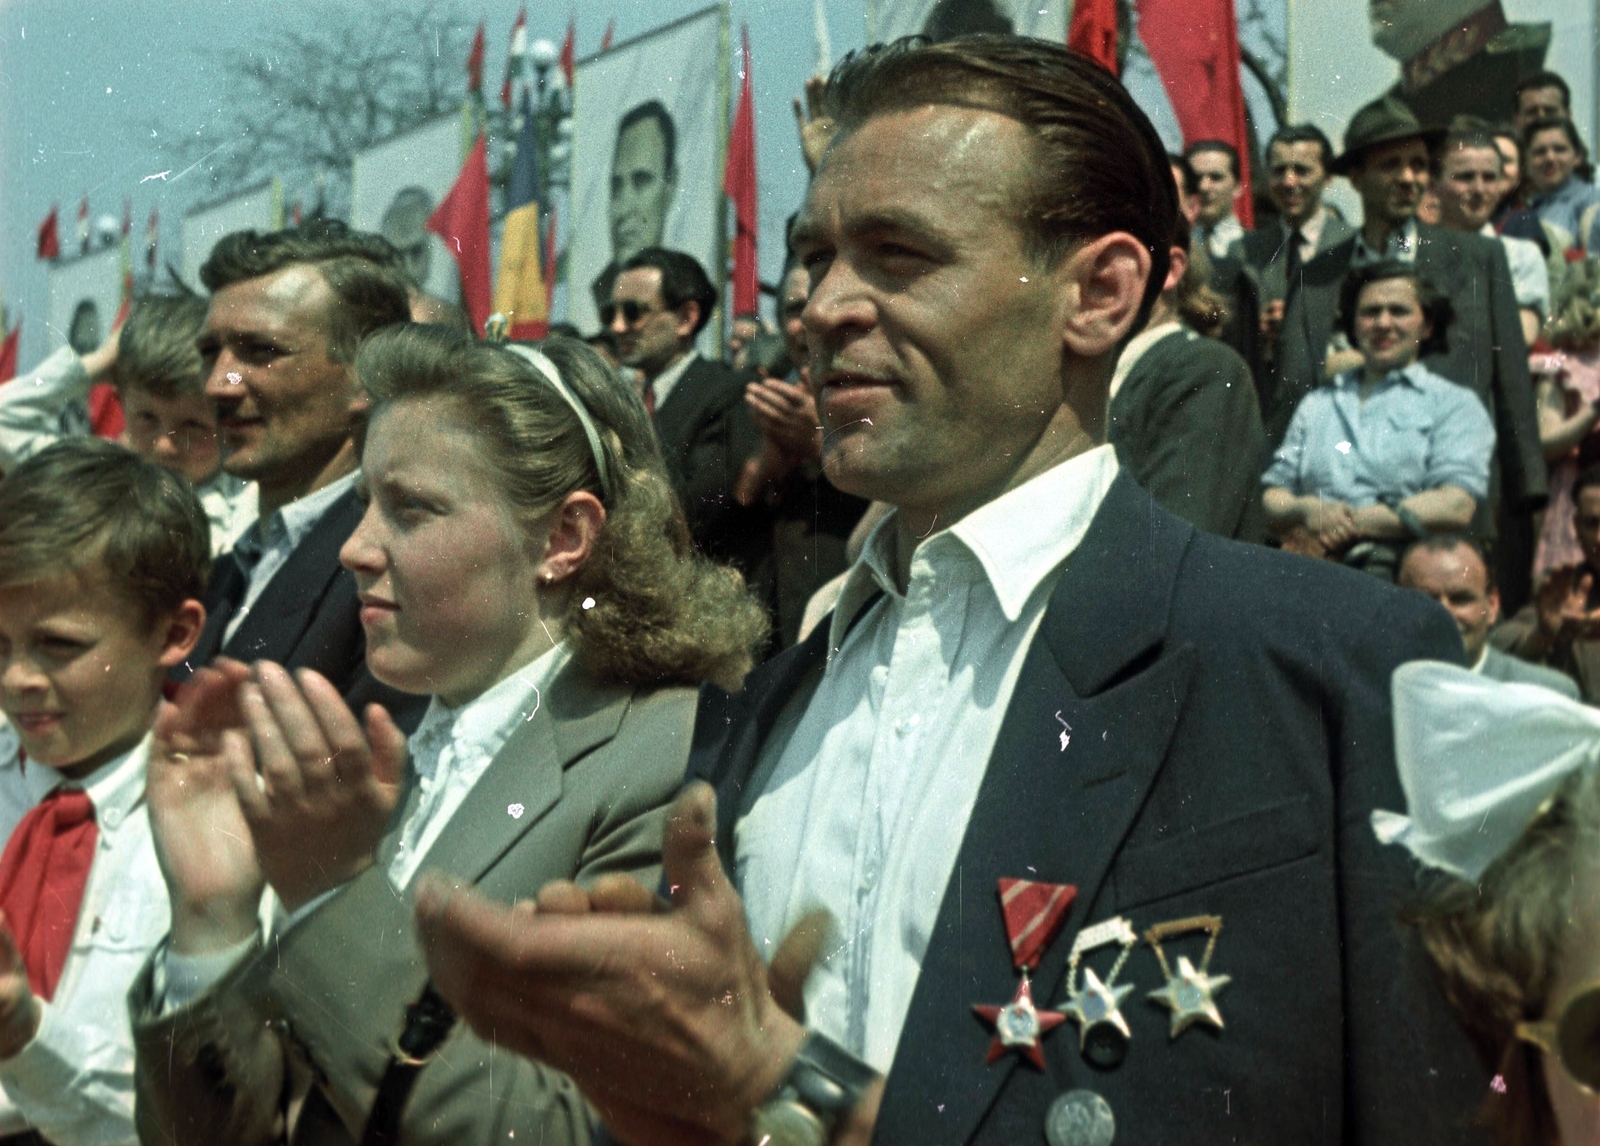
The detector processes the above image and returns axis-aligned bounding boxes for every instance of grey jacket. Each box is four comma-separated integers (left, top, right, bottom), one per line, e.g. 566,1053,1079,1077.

130,660,697,1146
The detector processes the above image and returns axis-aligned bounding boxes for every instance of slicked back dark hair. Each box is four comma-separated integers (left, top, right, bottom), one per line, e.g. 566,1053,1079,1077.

1513,70,1570,111
1267,123,1334,174
1186,138,1241,179
822,35,1175,328
620,247,717,337
0,438,209,630
199,219,413,363
615,100,678,176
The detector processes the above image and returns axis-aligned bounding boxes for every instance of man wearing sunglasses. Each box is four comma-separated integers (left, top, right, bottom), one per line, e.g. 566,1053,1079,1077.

606,247,772,594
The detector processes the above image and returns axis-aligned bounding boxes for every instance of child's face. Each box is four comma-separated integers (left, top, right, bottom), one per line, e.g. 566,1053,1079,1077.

121,388,222,487
341,398,551,707
0,574,176,778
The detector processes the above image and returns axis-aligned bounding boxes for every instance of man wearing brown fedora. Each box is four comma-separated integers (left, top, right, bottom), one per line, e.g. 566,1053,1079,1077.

1268,95,1546,610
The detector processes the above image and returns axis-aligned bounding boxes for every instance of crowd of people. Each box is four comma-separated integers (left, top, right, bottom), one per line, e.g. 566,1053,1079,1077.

0,30,1599,1146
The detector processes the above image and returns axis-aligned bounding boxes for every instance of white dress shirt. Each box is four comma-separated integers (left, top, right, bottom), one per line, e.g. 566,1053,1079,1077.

1284,208,1329,264
0,348,257,556
736,445,1121,1072
647,350,699,412
1201,213,1244,260
389,642,570,889
1351,217,1419,267
0,726,165,1146
223,470,359,644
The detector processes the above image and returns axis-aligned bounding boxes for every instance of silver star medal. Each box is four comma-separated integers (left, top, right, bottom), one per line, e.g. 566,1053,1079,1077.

1059,916,1137,1067
1144,915,1231,1038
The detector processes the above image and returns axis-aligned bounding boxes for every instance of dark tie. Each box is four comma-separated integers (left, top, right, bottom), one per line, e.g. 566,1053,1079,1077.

643,381,656,416
1283,229,1306,302
229,522,266,583
0,787,97,1001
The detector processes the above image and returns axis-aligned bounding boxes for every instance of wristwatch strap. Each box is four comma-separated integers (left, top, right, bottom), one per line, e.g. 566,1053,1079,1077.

773,1031,878,1131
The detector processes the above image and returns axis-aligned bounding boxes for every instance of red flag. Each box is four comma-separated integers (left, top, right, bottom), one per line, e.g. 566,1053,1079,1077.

466,22,486,93
427,134,493,336
1137,0,1255,227
88,384,124,440
723,27,759,317
501,7,527,109
601,20,615,50
36,208,59,261
558,21,576,87
1068,0,1119,75
543,203,559,309
0,323,18,384
145,209,159,271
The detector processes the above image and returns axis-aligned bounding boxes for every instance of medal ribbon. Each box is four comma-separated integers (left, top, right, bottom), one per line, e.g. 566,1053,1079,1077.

998,878,1077,970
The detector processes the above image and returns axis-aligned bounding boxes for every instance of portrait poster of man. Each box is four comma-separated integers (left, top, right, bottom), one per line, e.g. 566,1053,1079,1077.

567,5,726,348
350,112,463,304
45,245,122,356
870,0,1067,42
1288,0,1595,155
179,180,282,293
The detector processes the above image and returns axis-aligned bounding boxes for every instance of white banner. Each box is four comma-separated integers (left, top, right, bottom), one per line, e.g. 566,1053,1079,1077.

46,245,123,356
181,181,282,293
568,5,726,345
350,113,463,304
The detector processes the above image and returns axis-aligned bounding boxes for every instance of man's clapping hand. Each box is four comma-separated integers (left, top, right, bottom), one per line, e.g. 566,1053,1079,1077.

415,782,870,1146
0,914,40,1060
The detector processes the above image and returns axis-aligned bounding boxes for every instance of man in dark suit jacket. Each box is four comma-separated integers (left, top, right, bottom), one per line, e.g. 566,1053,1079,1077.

1271,98,1545,610
414,39,1485,1146
1270,100,1545,514
181,220,423,725
606,247,771,594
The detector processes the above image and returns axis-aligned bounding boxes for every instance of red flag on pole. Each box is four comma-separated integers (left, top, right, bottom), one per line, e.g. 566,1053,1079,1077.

558,21,576,87
466,22,486,93
0,323,18,384
1067,0,1119,75
601,20,615,50
723,27,759,318
501,7,527,109
543,203,560,310
36,208,60,261
427,134,493,336
76,197,90,254
1137,0,1255,227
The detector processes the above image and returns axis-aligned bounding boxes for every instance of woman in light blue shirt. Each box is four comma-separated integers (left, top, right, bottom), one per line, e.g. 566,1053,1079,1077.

1263,261,1495,576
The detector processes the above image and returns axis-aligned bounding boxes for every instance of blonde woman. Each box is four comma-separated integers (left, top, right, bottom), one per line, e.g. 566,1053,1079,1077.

132,326,768,1146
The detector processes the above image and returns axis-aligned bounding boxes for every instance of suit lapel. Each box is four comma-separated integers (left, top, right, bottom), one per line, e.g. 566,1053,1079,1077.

417,660,632,885
222,489,362,663
184,555,247,674
875,476,1198,1145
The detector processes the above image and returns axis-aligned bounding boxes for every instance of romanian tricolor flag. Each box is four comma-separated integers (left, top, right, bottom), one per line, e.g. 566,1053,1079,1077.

493,87,549,340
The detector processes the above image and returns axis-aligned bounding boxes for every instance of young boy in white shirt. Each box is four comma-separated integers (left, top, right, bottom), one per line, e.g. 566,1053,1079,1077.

0,295,256,554
0,437,207,1146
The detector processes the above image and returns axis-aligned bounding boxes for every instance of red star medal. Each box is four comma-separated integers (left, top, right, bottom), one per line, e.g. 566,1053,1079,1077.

974,971,1065,1068
971,878,1078,1069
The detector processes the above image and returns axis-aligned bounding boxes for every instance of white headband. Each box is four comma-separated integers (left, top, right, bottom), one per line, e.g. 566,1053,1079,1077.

502,344,615,502
1372,660,1600,880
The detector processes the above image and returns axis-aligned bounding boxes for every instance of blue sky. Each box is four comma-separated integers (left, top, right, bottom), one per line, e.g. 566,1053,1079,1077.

0,0,873,369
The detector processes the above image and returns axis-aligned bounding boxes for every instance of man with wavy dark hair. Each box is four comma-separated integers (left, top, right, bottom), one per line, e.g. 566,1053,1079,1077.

180,219,420,724
417,36,1484,1146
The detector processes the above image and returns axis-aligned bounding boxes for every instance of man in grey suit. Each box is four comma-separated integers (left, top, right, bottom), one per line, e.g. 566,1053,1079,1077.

1398,535,1580,699
1233,123,1354,351
1271,97,1546,609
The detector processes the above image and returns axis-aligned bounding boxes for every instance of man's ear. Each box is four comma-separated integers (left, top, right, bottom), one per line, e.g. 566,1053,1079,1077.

1487,587,1502,627
157,599,208,668
1058,232,1154,360
675,300,702,344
